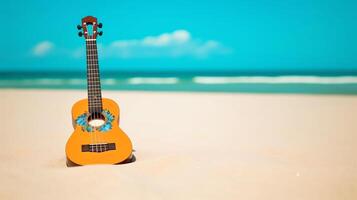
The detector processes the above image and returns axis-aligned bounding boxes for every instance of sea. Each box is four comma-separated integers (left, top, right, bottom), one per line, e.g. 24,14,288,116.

1,71,357,95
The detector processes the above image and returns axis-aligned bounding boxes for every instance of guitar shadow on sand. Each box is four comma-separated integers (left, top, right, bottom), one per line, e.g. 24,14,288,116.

66,151,137,167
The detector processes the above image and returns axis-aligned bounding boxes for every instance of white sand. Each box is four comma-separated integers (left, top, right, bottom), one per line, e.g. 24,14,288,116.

0,89,357,200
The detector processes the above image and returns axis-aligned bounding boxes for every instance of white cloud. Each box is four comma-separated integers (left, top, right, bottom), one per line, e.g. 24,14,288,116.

142,30,190,46
100,30,230,58
32,41,54,56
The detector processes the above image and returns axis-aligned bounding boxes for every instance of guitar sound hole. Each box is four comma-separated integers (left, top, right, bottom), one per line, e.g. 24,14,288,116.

88,112,105,127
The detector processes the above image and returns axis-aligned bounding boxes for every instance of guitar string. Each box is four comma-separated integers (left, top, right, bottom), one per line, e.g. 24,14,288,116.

89,36,99,151
86,36,95,151
95,37,104,152
91,37,103,152
90,36,100,153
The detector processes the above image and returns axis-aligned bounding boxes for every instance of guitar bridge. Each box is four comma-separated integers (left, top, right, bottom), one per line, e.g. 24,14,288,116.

81,143,116,153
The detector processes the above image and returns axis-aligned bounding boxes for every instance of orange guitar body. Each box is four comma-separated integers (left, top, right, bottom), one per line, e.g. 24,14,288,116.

66,98,133,166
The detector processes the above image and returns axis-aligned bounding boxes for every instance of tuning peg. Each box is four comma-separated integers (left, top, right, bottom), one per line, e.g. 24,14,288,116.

98,23,103,28
78,32,83,37
77,25,82,30
98,31,103,36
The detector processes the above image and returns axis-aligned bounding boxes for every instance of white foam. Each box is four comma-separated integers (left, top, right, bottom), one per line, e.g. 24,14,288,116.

128,77,179,85
193,76,357,85
34,78,65,85
67,79,86,85
101,78,117,85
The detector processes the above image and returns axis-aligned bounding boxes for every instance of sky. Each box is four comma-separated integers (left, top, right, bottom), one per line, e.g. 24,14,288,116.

1,0,357,73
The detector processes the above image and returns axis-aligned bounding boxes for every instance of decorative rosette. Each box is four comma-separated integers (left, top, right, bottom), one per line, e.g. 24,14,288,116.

75,109,115,132
99,110,114,132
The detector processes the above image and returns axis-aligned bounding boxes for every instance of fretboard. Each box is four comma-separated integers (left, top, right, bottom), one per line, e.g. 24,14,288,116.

85,39,103,113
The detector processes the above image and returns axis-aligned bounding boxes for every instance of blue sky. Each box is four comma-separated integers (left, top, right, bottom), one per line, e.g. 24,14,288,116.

1,0,357,73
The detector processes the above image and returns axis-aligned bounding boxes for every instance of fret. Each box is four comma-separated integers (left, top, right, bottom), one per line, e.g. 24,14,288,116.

89,104,103,107
87,84,101,87
88,100,102,103
88,99,102,102
89,103,103,106
88,102,102,104
88,92,101,94
89,106,103,109
88,103,102,105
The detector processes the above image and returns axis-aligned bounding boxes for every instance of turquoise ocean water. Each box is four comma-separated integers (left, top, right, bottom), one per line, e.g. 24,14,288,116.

1,72,357,95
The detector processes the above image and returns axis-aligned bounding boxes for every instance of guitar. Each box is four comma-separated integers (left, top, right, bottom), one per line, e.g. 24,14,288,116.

66,16,133,166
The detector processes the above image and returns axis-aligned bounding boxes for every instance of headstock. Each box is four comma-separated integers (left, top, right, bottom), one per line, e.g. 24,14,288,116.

77,16,103,39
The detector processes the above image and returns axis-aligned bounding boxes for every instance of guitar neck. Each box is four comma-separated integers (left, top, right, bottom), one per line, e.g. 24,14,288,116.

85,38,103,113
